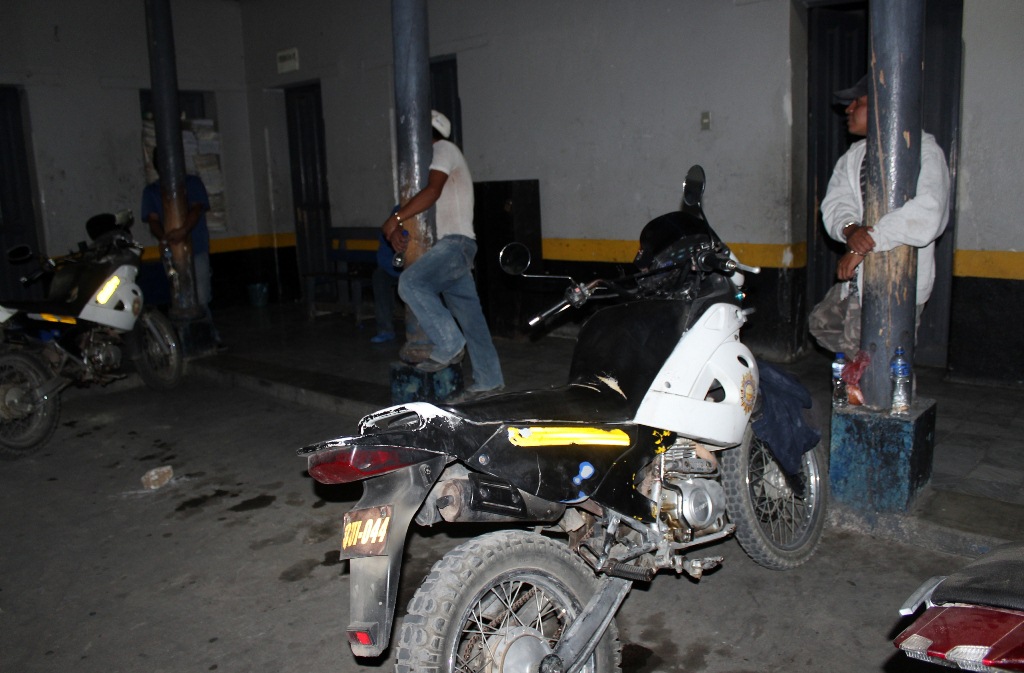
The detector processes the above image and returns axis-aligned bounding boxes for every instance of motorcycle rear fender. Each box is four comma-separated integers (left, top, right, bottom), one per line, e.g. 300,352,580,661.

345,455,446,658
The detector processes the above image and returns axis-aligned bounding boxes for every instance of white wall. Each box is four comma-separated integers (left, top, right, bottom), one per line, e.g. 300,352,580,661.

2,0,1021,261
0,0,255,254
428,1,794,245
957,0,1024,252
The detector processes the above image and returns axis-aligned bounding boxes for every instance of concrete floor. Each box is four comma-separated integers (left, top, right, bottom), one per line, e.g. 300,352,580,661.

0,309,998,673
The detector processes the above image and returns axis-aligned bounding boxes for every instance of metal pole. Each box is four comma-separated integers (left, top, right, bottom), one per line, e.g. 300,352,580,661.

391,0,436,363
391,0,435,259
858,0,925,409
144,0,200,320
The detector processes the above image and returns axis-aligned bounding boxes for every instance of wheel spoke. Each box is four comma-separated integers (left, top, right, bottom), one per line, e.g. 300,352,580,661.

748,436,818,549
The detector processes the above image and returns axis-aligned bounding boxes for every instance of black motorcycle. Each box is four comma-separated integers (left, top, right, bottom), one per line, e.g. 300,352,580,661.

300,165,828,673
0,211,183,457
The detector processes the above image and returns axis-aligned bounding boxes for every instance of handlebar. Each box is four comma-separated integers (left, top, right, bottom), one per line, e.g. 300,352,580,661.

527,279,601,327
524,246,760,328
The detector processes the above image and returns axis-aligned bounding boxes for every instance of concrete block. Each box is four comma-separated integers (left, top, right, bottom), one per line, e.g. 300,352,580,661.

390,361,463,404
830,398,936,513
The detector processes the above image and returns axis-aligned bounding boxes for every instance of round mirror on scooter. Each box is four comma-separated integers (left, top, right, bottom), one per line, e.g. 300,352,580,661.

499,242,532,276
682,165,706,208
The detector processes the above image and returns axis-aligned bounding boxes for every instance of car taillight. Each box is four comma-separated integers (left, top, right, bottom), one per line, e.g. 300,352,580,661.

307,445,434,484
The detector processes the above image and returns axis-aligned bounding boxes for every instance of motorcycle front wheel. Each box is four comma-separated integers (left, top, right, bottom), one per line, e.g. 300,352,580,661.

396,530,620,673
0,352,60,458
720,423,828,570
130,309,184,390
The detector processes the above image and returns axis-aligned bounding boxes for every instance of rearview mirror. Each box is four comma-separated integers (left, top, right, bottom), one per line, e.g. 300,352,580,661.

682,165,706,208
499,242,532,276
6,244,34,265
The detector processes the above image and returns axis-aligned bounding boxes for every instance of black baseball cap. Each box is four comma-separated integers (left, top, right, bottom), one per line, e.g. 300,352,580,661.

834,74,869,105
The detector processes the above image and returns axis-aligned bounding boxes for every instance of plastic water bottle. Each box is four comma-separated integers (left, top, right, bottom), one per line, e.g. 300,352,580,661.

392,230,409,268
890,346,912,416
831,352,848,409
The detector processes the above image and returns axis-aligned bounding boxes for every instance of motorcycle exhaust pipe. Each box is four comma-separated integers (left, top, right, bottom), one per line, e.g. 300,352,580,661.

435,475,565,524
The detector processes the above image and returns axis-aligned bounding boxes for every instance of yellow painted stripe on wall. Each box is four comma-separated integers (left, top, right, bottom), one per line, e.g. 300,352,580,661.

143,234,1024,280
953,250,1024,281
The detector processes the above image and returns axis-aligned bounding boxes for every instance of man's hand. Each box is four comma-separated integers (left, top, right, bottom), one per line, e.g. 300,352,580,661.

388,227,409,252
844,224,876,255
836,251,865,280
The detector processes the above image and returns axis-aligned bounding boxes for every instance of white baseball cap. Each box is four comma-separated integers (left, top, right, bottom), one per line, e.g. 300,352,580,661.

431,110,451,139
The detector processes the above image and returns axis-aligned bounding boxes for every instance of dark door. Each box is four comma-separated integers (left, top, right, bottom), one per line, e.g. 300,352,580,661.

0,86,44,300
807,1,962,367
285,83,331,291
430,56,461,148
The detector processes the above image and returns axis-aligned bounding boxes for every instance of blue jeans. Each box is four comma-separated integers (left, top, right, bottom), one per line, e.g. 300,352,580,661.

372,266,398,334
398,235,504,389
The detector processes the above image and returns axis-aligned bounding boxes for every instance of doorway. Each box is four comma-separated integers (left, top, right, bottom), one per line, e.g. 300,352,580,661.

0,86,43,301
805,0,962,368
285,82,332,288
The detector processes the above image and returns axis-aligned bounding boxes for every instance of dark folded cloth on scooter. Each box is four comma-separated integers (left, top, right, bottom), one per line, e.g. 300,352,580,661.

753,360,820,476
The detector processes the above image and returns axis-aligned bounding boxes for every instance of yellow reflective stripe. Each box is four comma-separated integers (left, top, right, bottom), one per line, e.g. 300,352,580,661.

35,314,77,324
507,426,631,447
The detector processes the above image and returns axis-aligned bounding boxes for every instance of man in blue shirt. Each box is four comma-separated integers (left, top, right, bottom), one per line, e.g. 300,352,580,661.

140,148,221,346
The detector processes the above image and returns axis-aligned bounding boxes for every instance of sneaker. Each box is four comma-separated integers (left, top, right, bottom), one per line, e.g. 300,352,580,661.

370,332,396,344
416,347,465,372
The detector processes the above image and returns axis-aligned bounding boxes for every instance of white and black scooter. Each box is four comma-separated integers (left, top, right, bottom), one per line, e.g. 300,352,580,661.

0,211,183,457
299,165,828,673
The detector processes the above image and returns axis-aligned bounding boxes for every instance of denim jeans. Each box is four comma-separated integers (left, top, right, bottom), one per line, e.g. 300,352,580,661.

372,266,398,334
398,235,504,389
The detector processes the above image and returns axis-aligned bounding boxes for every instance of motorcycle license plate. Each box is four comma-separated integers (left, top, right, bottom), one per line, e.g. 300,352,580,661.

340,505,392,559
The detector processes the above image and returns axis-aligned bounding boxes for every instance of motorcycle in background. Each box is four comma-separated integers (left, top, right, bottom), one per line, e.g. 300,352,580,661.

299,165,829,673
895,541,1024,671
0,211,184,457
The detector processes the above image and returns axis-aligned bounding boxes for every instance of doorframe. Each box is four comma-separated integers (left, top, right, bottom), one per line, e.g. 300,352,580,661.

804,0,962,368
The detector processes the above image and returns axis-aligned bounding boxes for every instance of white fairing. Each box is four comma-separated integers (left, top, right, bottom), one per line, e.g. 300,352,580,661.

79,265,143,331
0,305,14,323
634,302,757,447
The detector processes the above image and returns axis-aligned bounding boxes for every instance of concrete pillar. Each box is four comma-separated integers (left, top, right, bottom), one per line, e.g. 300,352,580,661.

143,0,201,324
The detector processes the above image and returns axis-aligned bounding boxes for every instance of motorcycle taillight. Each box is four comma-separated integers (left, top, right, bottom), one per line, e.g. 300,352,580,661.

306,445,434,484
896,605,1024,671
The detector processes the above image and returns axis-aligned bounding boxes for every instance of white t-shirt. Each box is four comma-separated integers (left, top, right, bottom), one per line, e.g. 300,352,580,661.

430,139,475,239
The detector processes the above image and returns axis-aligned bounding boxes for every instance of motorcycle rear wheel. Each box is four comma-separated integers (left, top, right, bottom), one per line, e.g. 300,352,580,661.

131,309,184,390
721,423,828,570
0,352,60,458
396,530,620,673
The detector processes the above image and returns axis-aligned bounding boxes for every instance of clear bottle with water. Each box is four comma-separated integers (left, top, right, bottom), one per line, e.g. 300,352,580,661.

392,230,410,268
831,352,848,409
890,346,912,416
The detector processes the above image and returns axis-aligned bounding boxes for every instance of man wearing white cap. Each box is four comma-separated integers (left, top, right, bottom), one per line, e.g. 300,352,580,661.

381,110,504,397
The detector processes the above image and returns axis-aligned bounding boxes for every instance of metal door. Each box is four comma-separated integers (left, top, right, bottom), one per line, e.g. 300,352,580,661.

0,86,44,300
285,83,332,292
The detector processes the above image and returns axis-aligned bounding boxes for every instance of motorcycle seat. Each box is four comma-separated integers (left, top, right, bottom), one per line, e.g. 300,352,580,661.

444,378,634,425
931,541,1024,612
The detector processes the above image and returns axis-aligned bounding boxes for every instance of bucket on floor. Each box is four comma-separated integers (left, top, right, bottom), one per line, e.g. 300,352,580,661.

247,282,269,308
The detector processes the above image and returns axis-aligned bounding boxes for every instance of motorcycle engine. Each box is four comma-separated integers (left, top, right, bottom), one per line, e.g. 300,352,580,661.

80,331,122,374
656,443,727,538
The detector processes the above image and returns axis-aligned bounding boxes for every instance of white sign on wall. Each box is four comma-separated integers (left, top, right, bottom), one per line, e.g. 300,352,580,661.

277,48,299,74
